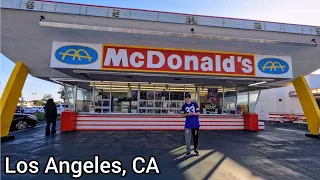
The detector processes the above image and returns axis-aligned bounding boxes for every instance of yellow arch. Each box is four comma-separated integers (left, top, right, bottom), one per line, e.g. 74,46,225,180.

293,76,320,136
262,61,286,72
1,62,29,137
59,49,92,61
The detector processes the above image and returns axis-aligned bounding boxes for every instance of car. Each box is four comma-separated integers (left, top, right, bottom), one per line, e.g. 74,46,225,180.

23,107,34,114
15,106,24,113
32,106,45,113
10,113,39,131
39,106,45,113
57,104,69,115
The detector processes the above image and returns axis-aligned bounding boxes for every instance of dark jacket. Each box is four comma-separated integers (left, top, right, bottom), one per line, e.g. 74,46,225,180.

45,99,57,120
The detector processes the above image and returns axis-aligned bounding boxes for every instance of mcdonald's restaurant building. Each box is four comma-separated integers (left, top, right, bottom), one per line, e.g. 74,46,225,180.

50,41,295,131
1,0,319,136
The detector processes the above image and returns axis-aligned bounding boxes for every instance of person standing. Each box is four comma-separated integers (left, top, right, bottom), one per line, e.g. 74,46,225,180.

45,99,57,136
181,93,200,157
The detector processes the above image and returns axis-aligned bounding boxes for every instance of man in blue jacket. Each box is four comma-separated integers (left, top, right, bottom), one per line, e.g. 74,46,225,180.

181,93,200,157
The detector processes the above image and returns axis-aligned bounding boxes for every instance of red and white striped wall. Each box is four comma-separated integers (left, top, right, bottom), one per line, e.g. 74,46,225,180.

75,115,265,131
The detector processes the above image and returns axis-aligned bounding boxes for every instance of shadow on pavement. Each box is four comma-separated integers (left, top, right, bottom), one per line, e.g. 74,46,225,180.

2,124,320,180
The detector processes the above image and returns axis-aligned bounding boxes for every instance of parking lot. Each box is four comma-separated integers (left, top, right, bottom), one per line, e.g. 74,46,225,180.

1,123,320,180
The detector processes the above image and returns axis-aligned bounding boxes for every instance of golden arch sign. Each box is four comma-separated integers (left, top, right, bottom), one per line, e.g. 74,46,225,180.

54,45,98,65
59,49,92,61
258,58,289,74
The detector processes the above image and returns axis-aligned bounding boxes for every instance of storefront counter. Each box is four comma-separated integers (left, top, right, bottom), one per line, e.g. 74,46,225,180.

74,113,264,131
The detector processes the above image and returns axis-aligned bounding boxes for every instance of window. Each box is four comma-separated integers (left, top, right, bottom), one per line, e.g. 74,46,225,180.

223,87,237,115
169,84,187,114
139,84,155,114
237,87,249,114
249,88,261,113
199,86,223,114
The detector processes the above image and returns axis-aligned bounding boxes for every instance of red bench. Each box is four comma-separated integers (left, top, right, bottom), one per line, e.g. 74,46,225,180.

268,113,289,125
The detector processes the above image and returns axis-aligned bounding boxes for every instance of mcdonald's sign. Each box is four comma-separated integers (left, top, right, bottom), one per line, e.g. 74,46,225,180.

50,41,293,79
55,45,98,65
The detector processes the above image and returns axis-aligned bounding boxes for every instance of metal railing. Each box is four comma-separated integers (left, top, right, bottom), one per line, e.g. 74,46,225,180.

1,0,319,36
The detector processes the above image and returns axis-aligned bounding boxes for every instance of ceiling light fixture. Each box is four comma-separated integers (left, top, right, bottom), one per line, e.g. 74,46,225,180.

248,81,267,86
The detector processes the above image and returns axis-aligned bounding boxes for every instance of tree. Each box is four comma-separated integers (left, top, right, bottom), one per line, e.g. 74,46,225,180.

58,87,65,100
33,100,42,106
41,94,53,104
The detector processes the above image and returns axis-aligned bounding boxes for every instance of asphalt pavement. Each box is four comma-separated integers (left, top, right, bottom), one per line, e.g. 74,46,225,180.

1,122,320,180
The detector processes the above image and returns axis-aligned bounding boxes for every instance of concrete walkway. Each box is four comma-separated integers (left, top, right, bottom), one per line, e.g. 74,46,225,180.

1,123,320,180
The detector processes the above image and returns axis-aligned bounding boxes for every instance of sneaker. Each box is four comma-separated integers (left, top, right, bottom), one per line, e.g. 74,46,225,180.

185,152,191,157
194,149,200,156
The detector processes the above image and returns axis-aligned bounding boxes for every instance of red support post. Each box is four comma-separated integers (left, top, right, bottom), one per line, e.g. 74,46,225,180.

60,111,77,132
244,113,259,131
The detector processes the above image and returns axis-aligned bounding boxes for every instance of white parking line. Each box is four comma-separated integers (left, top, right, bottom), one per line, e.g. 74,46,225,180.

10,121,60,134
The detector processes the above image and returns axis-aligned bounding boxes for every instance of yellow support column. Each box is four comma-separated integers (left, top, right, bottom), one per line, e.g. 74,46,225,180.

1,62,29,138
293,76,320,137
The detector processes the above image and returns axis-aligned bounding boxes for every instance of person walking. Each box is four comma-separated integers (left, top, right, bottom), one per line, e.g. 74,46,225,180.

181,93,200,157
45,99,57,136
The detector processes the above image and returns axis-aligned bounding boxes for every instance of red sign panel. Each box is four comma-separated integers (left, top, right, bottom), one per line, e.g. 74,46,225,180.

101,45,255,76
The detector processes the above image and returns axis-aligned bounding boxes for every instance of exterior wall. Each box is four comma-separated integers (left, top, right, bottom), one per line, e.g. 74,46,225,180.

254,89,277,120
254,74,320,120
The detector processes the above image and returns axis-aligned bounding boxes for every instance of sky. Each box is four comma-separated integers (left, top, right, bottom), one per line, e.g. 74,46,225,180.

1,0,320,101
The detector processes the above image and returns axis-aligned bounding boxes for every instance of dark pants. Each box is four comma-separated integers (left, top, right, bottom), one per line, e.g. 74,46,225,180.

185,128,200,153
191,128,200,149
46,118,56,135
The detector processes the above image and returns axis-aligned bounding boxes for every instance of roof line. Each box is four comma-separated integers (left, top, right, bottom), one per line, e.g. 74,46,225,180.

35,0,320,28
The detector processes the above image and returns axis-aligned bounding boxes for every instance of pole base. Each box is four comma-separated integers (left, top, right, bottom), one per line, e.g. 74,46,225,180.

305,133,320,139
1,135,15,142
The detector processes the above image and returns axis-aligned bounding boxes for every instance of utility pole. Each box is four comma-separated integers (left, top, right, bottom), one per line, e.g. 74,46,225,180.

32,93,36,101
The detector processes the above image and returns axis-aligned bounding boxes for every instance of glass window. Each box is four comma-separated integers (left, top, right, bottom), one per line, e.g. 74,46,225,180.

236,87,249,114
139,84,154,114
168,85,187,114
131,89,138,113
199,86,223,114
76,88,92,112
93,83,112,113
249,88,261,113
109,82,133,113
64,84,75,111
111,92,128,113
170,92,184,100
223,87,237,115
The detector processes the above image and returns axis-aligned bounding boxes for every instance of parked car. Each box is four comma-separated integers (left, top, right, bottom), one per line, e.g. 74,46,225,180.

15,106,24,113
23,107,34,114
57,104,69,115
10,113,38,131
32,106,45,113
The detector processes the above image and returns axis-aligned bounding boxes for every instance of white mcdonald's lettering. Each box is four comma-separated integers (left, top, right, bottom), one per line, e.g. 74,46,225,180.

241,58,253,73
168,54,182,70
222,56,235,72
104,48,129,67
147,51,165,68
200,56,213,71
185,55,198,70
130,52,144,68
103,48,254,74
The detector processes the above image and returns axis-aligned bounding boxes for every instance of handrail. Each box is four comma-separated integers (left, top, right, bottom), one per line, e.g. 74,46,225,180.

1,0,319,35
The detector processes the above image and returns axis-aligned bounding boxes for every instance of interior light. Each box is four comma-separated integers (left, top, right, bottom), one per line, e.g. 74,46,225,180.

248,81,267,86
